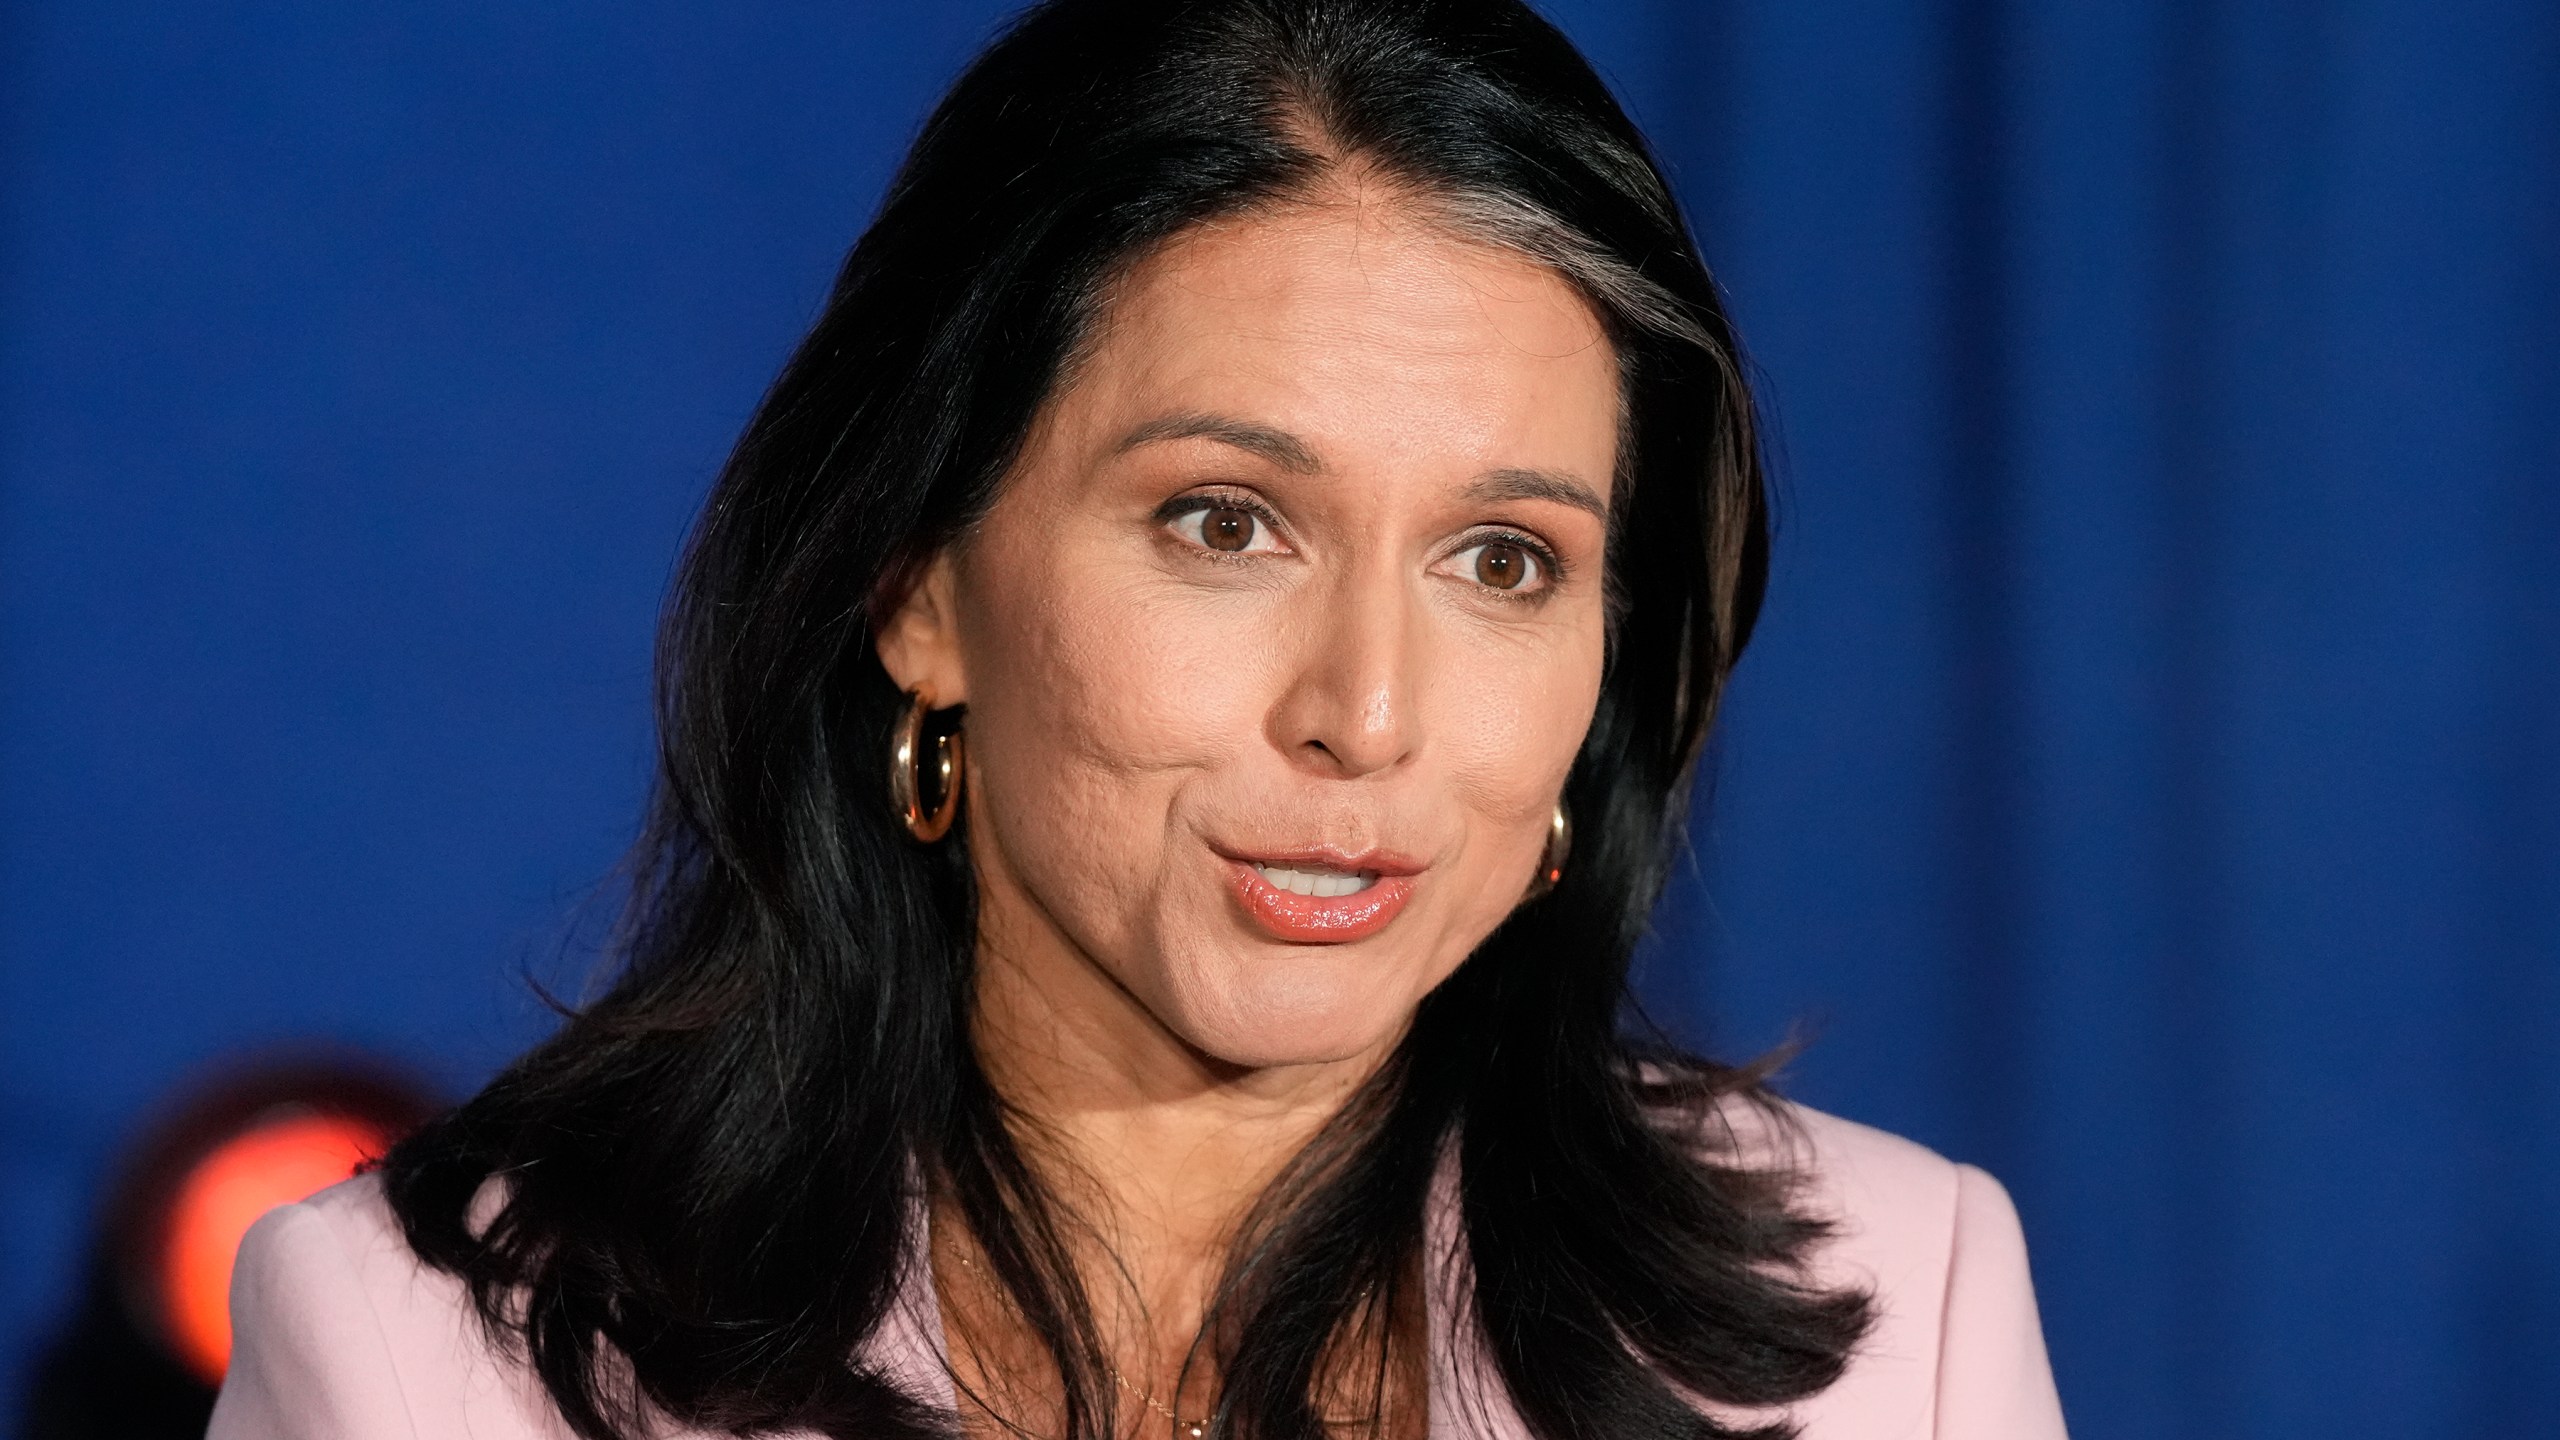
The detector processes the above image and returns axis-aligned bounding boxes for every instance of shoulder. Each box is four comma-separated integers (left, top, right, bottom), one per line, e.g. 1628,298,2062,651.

1733,1101,1974,1286
1700,1098,2070,1439
210,1173,581,1440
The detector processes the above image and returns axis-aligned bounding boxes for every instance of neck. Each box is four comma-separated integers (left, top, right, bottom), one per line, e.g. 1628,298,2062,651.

967,887,1395,1323
937,838,1413,1436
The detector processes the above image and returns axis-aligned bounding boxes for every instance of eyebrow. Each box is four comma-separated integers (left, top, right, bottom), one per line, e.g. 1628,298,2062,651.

1464,466,1611,523
1112,412,1323,474
1114,412,1609,521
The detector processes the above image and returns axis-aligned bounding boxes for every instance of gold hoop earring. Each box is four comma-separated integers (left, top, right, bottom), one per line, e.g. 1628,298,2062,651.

1527,802,1571,900
889,688,964,843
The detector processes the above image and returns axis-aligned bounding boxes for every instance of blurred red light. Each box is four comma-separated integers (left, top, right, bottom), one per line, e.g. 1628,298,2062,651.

156,1111,391,1385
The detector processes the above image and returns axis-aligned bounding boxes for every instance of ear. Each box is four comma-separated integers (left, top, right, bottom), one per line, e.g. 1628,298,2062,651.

874,549,969,707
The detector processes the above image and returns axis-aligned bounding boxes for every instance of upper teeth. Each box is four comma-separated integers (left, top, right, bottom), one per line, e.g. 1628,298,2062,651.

1254,864,1378,898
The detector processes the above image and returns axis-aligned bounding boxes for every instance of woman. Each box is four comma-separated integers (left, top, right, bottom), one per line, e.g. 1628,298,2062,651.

210,1,2066,1437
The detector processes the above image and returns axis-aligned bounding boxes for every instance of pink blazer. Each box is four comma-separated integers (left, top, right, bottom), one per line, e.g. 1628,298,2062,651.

209,1104,2066,1439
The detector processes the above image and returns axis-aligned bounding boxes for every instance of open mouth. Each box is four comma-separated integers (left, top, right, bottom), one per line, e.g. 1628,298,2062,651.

1248,863,1380,898
1224,852,1418,943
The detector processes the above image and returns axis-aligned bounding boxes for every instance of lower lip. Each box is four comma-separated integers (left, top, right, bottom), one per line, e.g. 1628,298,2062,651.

1227,862,1416,943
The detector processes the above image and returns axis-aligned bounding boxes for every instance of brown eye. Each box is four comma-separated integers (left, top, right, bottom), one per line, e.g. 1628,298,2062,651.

1163,499,1283,556
1474,541,1531,590
1202,506,1256,552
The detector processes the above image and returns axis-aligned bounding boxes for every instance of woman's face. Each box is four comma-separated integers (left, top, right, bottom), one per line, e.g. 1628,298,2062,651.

881,184,1618,1074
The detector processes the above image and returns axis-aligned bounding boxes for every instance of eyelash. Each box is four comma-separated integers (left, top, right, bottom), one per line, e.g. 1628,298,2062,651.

1450,529,1566,600
1157,490,1288,550
1155,490,1568,596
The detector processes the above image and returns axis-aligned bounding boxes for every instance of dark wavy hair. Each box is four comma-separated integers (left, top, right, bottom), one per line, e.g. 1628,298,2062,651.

381,2,1870,1437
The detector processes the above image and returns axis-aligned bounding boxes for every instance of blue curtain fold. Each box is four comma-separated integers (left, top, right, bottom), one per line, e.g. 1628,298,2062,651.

1571,1,2560,1434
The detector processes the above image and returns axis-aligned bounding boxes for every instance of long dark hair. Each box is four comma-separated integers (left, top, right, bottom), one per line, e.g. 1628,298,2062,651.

382,2,1868,1437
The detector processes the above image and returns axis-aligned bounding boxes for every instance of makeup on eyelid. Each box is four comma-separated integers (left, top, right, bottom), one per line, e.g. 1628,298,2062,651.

1155,491,1567,593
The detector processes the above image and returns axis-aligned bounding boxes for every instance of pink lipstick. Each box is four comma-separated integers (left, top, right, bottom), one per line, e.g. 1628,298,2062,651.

1221,850,1420,944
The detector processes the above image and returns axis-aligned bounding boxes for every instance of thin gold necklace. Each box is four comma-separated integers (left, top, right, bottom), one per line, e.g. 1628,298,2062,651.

1109,1366,1209,1440
944,1241,1212,1439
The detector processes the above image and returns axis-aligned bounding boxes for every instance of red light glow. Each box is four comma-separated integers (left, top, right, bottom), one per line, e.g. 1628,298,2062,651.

158,1111,389,1385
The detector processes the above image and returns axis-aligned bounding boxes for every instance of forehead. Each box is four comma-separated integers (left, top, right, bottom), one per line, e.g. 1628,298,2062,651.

1049,188,1621,491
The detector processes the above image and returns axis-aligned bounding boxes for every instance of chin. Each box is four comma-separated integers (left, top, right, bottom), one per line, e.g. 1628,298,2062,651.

1155,950,1432,1070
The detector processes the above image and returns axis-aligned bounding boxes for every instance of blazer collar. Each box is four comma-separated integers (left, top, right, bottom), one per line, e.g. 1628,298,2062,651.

861,1154,1530,1439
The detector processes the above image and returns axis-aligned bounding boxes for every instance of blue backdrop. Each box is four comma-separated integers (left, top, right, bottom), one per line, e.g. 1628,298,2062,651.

2,3,2553,1436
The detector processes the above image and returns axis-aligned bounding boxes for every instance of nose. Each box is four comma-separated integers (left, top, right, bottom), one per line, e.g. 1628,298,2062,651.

1268,560,1420,779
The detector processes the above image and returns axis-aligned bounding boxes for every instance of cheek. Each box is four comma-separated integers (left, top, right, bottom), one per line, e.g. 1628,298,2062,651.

1434,623,1605,815
954,554,1277,926
1421,621,1606,922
